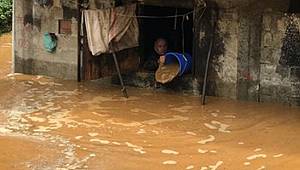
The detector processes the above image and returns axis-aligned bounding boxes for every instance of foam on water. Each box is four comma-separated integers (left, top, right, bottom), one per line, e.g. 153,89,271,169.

125,142,146,154
106,119,142,127
209,161,223,170
186,131,197,136
112,142,121,145
26,116,46,123
257,166,266,170
162,160,177,165
90,139,110,145
246,154,267,160
211,121,231,133
198,135,216,144
186,165,194,169
161,149,179,155
198,149,209,154
88,133,99,137
211,113,218,117
143,115,189,125
200,161,223,170
273,154,283,158
244,162,251,166
254,148,262,152
204,123,218,130
171,106,194,113
137,129,146,134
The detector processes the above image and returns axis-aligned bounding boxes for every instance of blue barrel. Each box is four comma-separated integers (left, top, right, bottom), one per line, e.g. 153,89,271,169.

164,52,192,76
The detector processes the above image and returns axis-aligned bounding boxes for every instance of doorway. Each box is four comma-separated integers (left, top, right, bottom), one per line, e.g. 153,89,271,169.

138,5,194,72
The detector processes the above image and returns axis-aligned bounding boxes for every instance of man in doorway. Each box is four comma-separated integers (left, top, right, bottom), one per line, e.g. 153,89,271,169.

143,38,168,71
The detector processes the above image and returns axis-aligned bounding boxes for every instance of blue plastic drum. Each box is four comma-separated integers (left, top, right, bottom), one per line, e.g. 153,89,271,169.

164,52,192,76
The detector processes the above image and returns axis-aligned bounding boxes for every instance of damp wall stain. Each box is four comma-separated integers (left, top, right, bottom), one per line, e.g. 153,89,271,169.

193,1,227,97
192,1,300,104
62,5,77,20
35,0,53,8
23,14,33,26
280,16,300,68
33,18,42,31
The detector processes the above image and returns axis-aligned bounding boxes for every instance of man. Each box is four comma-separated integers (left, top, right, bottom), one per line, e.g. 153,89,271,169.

144,38,168,71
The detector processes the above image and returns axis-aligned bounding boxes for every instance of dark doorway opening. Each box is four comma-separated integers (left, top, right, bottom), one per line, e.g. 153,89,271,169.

138,5,194,72
288,0,300,13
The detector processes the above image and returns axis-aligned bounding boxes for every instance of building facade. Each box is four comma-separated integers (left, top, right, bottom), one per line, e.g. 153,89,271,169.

14,0,300,106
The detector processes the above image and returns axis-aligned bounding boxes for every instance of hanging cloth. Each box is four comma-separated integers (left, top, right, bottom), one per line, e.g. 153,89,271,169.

84,4,139,56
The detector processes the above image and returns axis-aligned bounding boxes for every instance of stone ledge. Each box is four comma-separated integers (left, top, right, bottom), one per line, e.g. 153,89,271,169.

14,56,77,80
111,72,201,95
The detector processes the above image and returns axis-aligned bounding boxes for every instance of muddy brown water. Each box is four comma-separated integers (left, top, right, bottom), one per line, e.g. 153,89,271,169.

0,33,12,78
1,34,300,170
155,63,180,84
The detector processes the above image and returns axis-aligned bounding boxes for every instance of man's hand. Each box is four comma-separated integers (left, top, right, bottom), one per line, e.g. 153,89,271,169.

159,55,166,65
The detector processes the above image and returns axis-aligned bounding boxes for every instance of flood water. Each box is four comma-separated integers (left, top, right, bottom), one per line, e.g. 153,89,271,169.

1,34,300,170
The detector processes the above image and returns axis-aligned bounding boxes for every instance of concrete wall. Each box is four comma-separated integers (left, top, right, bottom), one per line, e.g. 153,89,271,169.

260,12,300,105
236,8,263,102
194,0,300,105
14,0,78,80
14,0,34,74
194,3,240,100
212,9,239,99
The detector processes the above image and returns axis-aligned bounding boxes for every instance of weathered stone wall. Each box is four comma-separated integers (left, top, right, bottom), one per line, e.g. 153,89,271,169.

194,0,300,105
193,1,240,99
14,0,34,74
236,8,263,102
192,1,239,99
88,0,114,9
260,12,300,105
211,9,239,99
14,0,78,80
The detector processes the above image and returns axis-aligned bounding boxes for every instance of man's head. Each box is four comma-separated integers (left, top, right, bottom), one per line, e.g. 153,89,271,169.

154,38,168,55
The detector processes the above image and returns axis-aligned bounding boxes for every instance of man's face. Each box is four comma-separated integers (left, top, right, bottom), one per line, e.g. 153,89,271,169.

155,40,168,55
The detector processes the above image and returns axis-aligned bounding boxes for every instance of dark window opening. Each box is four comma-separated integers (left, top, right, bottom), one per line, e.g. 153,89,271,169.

138,5,194,72
288,0,300,13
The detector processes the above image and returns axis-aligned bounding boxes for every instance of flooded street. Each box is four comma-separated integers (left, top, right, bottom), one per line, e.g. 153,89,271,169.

1,34,300,170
